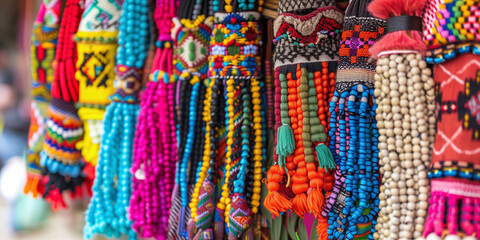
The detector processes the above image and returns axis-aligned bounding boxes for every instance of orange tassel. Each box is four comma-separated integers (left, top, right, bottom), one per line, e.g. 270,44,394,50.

264,165,293,217
307,188,324,218
264,191,293,217
316,217,329,240
291,193,308,218
23,174,44,198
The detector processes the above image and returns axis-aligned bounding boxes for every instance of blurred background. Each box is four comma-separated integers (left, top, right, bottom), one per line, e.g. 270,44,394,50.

0,0,84,239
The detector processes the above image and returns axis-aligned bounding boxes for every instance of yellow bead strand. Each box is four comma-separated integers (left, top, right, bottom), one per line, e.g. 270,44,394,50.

250,78,263,214
190,78,214,221
217,78,235,226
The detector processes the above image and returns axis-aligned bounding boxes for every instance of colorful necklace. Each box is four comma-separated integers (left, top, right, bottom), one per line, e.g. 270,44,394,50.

39,0,85,208
265,3,343,238
129,0,178,238
209,4,264,237
24,0,62,200
167,0,213,237
368,0,434,239
325,0,385,238
84,0,150,238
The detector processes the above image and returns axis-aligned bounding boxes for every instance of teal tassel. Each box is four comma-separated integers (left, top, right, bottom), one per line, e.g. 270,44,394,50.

315,143,335,171
276,124,295,157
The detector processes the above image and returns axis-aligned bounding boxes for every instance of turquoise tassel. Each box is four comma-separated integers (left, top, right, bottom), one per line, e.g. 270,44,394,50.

315,143,335,171
276,124,295,157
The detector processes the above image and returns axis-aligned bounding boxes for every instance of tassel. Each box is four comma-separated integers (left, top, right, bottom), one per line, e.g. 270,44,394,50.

264,191,293,217
315,143,335,171
291,193,309,218
307,188,324,218
276,124,295,157
264,165,292,217
317,217,329,240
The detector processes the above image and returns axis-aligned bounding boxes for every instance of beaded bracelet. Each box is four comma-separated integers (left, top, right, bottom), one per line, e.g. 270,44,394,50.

24,0,61,199
39,0,85,209
84,0,150,238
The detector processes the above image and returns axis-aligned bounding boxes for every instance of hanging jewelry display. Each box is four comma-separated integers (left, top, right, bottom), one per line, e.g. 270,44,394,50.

422,0,480,239
207,0,265,238
264,0,343,238
367,0,435,239
39,0,85,208
324,0,385,239
129,0,178,238
84,0,151,238
167,0,213,238
24,0,62,199
74,0,122,171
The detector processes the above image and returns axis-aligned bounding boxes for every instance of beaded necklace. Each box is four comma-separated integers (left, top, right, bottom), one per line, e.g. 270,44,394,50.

24,0,62,199
167,0,213,237
265,3,343,238
129,0,178,238
368,0,435,239
325,0,385,238
209,4,264,237
84,0,150,238
39,0,85,208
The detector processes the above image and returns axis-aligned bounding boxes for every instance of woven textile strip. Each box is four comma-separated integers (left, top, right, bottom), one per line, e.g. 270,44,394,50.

38,0,86,209
74,0,122,167
423,53,480,239
24,0,61,199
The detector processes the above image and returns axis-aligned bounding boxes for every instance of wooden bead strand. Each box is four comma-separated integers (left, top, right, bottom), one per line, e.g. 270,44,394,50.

374,53,433,240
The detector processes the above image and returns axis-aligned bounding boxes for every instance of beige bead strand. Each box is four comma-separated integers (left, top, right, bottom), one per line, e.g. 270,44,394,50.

374,53,434,240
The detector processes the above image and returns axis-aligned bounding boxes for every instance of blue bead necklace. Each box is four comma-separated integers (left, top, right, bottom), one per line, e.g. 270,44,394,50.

84,0,150,238
326,86,380,240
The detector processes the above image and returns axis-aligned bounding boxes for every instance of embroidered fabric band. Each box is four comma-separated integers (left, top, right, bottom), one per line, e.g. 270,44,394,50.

335,16,386,93
273,7,344,68
277,0,335,14
386,15,422,34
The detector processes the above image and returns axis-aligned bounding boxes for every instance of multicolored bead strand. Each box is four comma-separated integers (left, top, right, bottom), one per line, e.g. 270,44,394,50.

84,0,151,238
209,6,263,237
266,2,343,238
